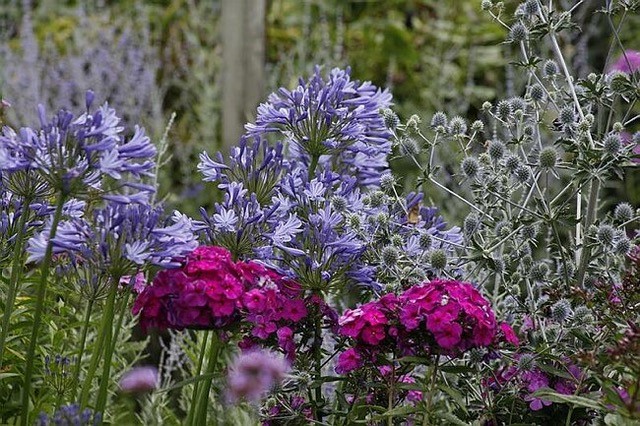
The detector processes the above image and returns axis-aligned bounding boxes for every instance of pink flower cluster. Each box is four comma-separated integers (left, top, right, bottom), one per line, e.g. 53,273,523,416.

336,279,517,374
132,246,244,330
132,246,337,360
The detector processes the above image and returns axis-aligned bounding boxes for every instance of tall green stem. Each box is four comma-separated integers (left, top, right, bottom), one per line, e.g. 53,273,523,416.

20,196,66,426
422,358,439,426
192,333,221,426
186,331,210,426
308,154,319,180
78,277,119,409
71,298,95,400
0,197,32,367
312,306,324,421
95,289,129,418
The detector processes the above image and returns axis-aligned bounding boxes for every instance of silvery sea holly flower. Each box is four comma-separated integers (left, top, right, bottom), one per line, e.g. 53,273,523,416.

245,66,392,186
0,92,156,201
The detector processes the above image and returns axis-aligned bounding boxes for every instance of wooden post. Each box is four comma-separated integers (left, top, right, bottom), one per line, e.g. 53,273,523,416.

221,0,266,149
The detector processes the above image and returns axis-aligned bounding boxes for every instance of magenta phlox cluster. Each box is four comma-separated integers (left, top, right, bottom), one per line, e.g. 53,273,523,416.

336,279,517,373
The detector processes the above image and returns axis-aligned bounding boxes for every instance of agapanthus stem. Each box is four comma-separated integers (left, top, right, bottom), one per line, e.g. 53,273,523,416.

78,277,119,411
192,332,220,426
312,310,324,421
71,298,95,400
308,154,319,180
95,289,129,417
0,196,32,368
186,331,210,425
20,196,66,426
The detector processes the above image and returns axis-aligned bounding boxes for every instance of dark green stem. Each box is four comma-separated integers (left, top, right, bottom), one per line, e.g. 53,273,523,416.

313,309,324,420
185,331,210,425
20,195,66,426
78,277,119,409
0,197,32,367
192,333,221,426
422,358,439,426
308,154,319,180
71,298,95,400
95,289,129,418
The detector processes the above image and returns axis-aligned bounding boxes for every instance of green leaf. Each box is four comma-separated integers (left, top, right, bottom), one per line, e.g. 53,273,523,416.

437,384,468,414
533,389,605,410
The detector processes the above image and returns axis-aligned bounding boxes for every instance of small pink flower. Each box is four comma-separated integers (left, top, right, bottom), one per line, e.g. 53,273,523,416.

433,322,462,349
360,324,386,345
119,366,159,394
281,299,308,322
335,348,363,374
609,50,640,74
227,349,289,403
242,289,267,312
499,322,519,346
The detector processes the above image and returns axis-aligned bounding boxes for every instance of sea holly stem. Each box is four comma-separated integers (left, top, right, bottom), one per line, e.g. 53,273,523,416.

0,196,33,367
192,332,221,426
576,179,601,287
95,288,129,417
20,195,66,426
78,276,120,410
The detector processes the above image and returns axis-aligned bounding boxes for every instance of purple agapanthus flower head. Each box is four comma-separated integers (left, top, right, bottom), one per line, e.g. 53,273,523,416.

26,201,199,273
246,66,393,187
0,94,156,200
37,403,101,426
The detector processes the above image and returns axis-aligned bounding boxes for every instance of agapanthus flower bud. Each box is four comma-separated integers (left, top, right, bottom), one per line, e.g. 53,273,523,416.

514,165,531,183
529,84,546,102
542,59,559,78
382,245,400,267
429,249,447,269
538,147,558,169
381,108,400,130
596,224,616,246
551,299,572,323
448,116,467,135
119,366,159,394
603,133,621,156
496,100,513,121
430,111,448,129
509,23,528,42
614,202,634,222
461,157,480,179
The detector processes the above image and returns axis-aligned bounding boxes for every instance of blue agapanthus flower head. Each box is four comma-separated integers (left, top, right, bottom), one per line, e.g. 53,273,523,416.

0,92,156,200
26,201,199,273
245,66,392,187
